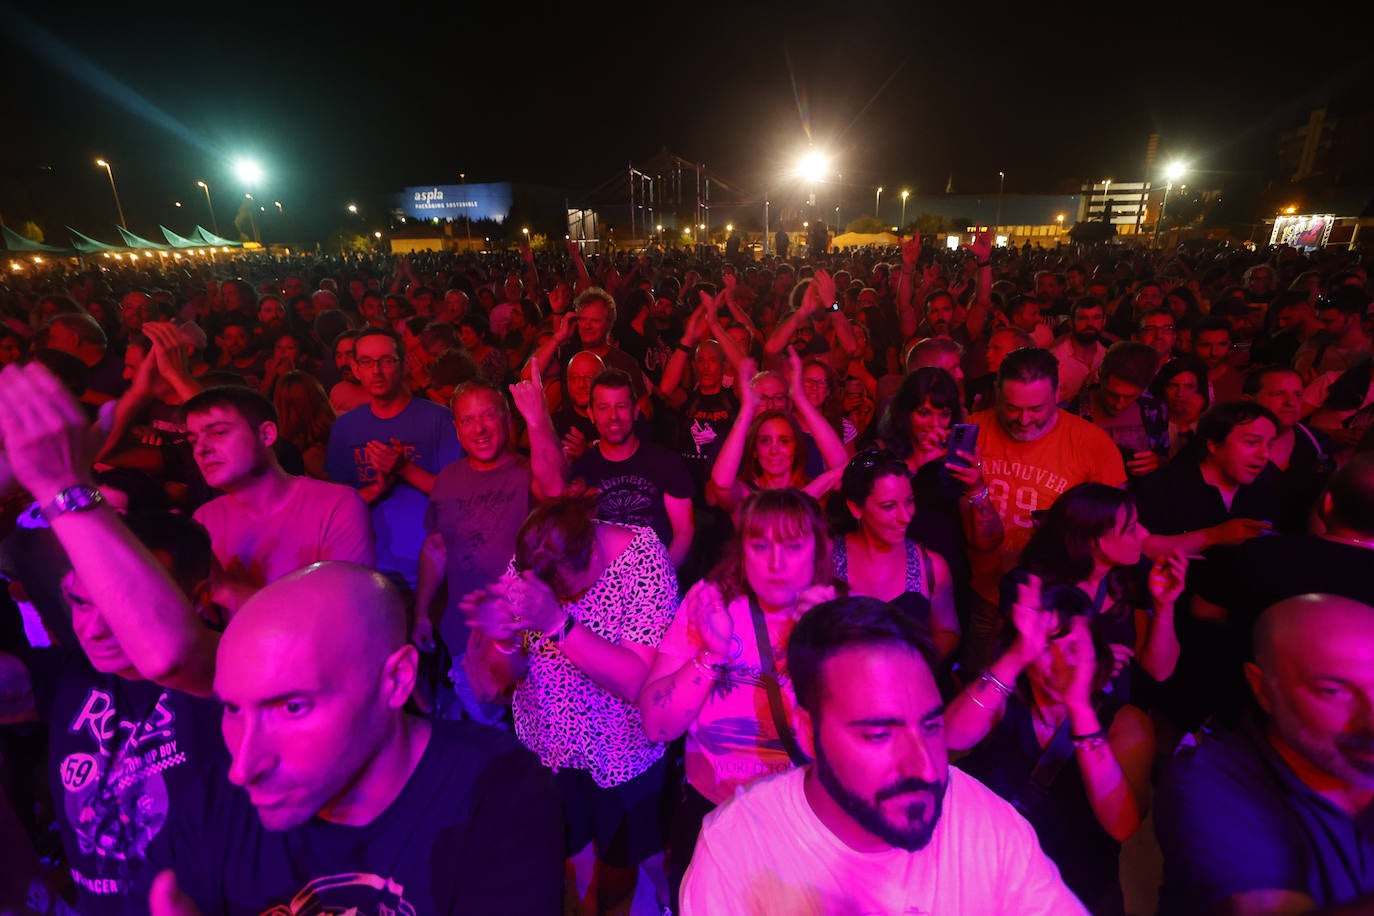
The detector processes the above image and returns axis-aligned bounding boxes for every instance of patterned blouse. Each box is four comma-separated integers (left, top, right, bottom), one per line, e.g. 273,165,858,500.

509,524,679,788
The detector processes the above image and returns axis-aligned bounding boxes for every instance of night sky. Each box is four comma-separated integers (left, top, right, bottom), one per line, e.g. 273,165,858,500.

3,1,1373,245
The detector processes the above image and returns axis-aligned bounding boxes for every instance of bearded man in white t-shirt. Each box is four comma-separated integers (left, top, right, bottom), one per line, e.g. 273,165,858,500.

681,595,1086,916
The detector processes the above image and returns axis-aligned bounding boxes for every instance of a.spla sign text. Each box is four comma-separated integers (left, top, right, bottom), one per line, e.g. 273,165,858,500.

395,182,514,223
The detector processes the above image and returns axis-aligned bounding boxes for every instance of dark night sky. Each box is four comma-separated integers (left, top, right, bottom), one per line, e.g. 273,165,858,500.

4,1,1373,244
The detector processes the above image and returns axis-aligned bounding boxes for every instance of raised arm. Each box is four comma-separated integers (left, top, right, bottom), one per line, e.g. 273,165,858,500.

962,231,995,340
706,358,760,514
0,363,218,698
524,312,577,381
510,361,569,499
658,304,707,406
785,347,847,472
896,233,921,340
567,238,592,293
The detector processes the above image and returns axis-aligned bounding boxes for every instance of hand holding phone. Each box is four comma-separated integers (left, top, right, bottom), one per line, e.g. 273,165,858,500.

945,423,979,468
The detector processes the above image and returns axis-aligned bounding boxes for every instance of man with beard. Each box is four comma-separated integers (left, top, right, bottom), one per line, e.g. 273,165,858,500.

1155,594,1374,913
1193,316,1246,404
680,596,1084,915
1049,296,1108,402
561,368,694,568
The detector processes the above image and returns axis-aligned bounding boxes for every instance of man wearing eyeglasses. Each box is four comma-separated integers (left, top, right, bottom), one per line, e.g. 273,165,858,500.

325,328,462,596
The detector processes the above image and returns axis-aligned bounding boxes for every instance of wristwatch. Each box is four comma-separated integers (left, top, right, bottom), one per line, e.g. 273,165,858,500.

41,484,106,522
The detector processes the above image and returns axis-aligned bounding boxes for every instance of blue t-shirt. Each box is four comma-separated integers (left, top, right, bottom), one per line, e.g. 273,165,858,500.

325,398,463,588
1155,715,1374,913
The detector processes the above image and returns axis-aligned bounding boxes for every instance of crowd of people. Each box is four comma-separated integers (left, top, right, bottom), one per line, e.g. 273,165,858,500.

0,232,1373,915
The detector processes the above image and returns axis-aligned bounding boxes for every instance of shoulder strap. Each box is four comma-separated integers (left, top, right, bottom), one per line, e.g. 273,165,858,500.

749,597,810,767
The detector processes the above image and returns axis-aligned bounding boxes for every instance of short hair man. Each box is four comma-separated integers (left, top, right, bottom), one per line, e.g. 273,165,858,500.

966,325,1033,413
1192,316,1245,403
324,328,463,593
185,386,374,615
966,347,1126,665
1155,594,1374,913
526,287,647,399
415,376,564,722
1048,296,1108,402
1243,364,1334,533
681,596,1085,915
142,563,565,915
1062,341,1169,480
556,368,695,567
1134,307,1177,364
553,349,605,460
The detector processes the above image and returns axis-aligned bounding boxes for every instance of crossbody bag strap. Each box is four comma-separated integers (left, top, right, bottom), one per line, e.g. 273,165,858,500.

749,596,810,767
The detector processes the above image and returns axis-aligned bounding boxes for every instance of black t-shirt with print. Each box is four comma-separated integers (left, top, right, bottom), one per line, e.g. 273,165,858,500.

571,441,695,549
25,647,225,916
142,719,564,916
675,387,739,495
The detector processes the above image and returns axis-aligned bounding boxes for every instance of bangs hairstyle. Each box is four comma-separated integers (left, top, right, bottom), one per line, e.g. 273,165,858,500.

875,367,962,459
995,580,1115,694
709,488,832,604
514,494,599,595
743,409,808,486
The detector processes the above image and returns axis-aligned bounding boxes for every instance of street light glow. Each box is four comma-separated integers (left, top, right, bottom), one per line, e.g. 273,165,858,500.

347,204,358,214
1165,161,1186,182
234,158,263,185
796,151,830,183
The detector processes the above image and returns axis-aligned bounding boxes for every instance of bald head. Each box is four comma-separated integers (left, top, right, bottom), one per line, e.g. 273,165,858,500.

568,350,605,376
235,562,404,651
1253,594,1374,673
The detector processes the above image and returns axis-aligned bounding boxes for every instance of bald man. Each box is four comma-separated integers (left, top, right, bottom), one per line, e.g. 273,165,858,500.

1155,594,1374,914
143,562,563,916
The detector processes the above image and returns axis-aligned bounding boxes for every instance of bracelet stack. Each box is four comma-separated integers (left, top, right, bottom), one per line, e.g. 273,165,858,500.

968,669,1014,710
691,652,725,680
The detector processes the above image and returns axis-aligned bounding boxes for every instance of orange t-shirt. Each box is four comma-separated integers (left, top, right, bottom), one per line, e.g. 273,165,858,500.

968,409,1127,601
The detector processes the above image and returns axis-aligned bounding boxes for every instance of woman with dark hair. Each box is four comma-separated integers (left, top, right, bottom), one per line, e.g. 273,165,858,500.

707,351,848,519
1010,482,1185,700
0,325,26,367
947,576,1155,914
832,449,960,661
258,329,315,397
865,366,1002,607
460,495,678,916
1151,356,1211,459
637,488,836,910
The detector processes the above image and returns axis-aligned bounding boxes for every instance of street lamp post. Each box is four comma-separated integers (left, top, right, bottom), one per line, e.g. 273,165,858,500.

900,190,909,231
244,194,261,244
995,171,1005,235
1151,163,1186,249
95,159,127,228
460,172,473,251
875,186,882,219
196,180,218,234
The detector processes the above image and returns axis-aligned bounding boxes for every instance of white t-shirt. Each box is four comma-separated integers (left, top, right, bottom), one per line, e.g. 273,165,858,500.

682,766,1087,916
1048,336,1105,403
194,476,375,611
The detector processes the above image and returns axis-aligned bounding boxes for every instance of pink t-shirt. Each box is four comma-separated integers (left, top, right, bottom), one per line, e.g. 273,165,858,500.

194,476,375,608
659,581,802,805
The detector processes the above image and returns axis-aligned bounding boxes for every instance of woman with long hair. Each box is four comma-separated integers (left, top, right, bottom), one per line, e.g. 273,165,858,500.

637,488,836,910
1011,482,1185,700
461,495,678,916
707,350,847,518
832,449,960,662
947,577,1156,914
272,370,336,480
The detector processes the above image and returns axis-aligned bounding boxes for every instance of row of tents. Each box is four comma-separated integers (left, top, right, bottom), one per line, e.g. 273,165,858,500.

2,224,244,257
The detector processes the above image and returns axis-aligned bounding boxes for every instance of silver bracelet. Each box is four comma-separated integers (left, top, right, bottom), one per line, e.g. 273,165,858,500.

980,670,1015,697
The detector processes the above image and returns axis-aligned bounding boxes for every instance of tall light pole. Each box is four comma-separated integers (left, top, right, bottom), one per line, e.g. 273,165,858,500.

95,159,126,228
900,189,910,230
875,186,882,219
1151,162,1186,249
244,194,261,244
460,171,473,251
196,180,218,234
995,171,1005,235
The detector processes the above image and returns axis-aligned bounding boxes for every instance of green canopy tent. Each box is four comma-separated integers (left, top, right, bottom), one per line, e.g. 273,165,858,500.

66,228,128,255
2,224,73,255
192,226,242,248
161,226,204,248
117,226,172,251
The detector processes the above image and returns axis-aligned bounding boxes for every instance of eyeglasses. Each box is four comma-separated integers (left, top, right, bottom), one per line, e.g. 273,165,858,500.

355,356,399,370
846,448,898,473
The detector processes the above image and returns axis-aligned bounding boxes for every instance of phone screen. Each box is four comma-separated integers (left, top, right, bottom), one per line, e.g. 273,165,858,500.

946,424,979,467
